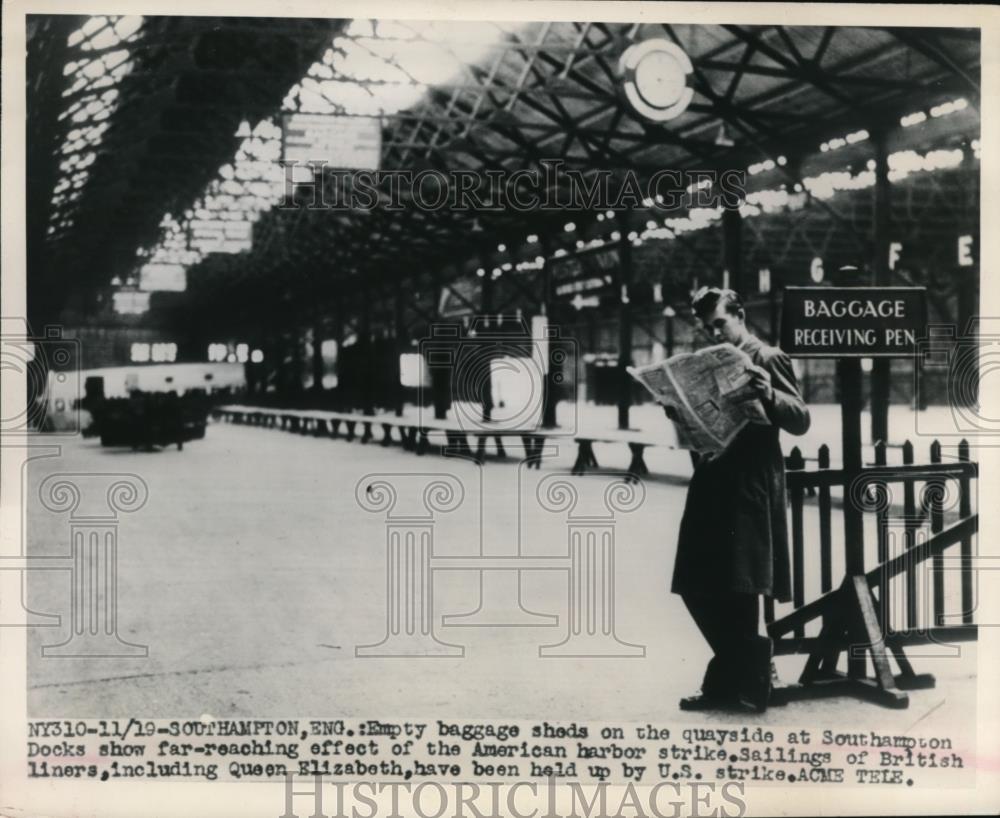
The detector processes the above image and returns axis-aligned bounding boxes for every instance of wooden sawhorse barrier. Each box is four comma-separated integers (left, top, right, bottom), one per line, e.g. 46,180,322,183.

767,440,977,708
570,439,654,484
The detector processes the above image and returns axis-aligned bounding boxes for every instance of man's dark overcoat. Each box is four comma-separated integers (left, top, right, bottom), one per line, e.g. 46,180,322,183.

671,335,811,601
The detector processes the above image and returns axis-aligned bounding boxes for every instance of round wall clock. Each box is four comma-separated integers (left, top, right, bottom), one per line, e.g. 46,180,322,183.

618,39,694,122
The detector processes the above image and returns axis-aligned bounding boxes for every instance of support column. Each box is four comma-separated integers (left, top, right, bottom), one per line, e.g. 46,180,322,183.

839,358,865,576
722,207,743,295
870,130,891,445
271,330,287,400
480,260,495,424
429,267,452,421
540,237,559,429
264,329,280,401
332,303,344,410
841,355,866,680
835,264,867,679
955,264,978,408
311,322,324,398
664,306,675,358
617,216,633,431
394,293,406,417
360,287,374,416
289,326,304,398
768,275,780,345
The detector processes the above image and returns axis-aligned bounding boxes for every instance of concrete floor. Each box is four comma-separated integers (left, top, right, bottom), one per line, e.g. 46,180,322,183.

22,407,975,751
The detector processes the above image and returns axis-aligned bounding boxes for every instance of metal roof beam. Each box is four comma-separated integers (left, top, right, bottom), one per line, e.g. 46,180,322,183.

885,28,980,101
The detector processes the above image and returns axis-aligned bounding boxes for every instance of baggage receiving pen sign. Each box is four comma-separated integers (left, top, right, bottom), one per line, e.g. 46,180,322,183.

779,286,927,357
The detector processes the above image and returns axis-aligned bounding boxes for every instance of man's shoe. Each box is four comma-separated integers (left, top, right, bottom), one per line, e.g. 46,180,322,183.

679,691,745,712
738,636,774,713
700,655,731,699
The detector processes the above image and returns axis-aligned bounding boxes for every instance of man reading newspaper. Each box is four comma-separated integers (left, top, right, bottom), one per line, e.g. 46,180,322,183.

644,287,810,713
628,343,770,456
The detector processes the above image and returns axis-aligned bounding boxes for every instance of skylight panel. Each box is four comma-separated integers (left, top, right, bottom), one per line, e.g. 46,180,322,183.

48,16,143,232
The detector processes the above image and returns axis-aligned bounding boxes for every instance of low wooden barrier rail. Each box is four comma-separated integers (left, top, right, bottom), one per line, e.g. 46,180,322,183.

212,405,681,482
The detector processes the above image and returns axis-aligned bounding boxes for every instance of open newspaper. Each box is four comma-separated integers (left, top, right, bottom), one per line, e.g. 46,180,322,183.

628,344,769,456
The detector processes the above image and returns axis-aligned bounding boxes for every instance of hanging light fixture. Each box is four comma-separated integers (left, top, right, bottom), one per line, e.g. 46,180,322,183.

714,123,735,147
